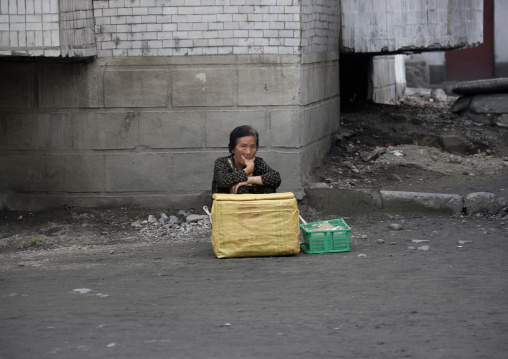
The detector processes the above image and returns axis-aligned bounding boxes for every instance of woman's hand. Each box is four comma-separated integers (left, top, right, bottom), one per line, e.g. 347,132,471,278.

230,181,249,194
242,155,255,175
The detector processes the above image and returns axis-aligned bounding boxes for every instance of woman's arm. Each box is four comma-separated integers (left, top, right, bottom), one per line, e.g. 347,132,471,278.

213,157,248,189
254,158,281,190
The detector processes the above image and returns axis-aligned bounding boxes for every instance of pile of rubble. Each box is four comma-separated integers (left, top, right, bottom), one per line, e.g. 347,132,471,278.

314,82,508,193
130,211,211,240
400,87,457,108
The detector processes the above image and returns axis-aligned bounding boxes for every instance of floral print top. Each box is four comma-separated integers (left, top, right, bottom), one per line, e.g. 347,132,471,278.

212,155,281,194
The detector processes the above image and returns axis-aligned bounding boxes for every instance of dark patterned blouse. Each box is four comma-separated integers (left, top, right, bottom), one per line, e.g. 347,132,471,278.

212,155,281,194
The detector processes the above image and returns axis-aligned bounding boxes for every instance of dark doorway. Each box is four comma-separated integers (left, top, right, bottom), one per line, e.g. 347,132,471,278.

339,53,372,110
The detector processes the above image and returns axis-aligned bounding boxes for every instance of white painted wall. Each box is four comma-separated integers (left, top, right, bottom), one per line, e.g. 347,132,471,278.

371,55,406,105
341,0,483,53
494,0,508,64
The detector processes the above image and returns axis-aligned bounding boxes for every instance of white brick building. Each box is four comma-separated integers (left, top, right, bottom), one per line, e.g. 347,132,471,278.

0,1,482,210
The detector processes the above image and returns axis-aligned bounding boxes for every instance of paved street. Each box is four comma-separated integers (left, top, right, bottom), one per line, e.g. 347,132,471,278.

1,214,507,359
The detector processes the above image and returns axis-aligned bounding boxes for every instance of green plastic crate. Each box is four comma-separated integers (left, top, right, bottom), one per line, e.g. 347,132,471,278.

300,219,351,254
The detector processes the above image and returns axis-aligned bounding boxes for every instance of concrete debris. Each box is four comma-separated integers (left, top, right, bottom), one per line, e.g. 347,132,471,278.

309,182,331,189
431,88,448,102
388,223,402,231
388,174,403,182
458,240,473,245
186,214,208,223
494,114,508,128
361,146,386,162
450,96,472,113
437,134,468,155
131,211,211,240
411,239,429,243
450,79,508,128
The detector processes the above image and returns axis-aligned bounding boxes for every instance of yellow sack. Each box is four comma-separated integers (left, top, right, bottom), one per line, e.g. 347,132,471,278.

210,192,300,258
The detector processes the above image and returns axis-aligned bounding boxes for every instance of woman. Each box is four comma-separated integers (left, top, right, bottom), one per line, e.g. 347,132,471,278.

212,125,281,195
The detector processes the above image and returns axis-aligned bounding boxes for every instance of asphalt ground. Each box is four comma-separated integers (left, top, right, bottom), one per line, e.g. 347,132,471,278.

1,212,507,359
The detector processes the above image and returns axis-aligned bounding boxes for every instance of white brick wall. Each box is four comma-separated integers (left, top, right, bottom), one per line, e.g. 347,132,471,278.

93,0,303,57
0,0,96,57
3,0,482,59
0,0,60,54
301,0,340,56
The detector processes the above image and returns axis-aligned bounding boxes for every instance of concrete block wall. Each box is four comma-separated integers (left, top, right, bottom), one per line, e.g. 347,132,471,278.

0,53,340,209
297,0,340,182
0,0,341,210
0,0,96,57
341,0,483,53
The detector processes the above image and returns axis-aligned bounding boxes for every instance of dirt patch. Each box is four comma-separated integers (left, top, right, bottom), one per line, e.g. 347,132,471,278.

313,98,508,196
0,206,211,253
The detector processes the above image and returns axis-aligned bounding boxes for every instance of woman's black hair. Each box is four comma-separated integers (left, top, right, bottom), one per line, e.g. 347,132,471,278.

228,125,259,153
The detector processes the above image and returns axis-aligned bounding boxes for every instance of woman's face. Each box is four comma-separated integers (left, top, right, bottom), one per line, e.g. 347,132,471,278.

231,135,257,168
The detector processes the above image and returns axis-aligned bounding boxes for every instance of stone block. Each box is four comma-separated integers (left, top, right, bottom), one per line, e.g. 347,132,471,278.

172,152,219,191
437,134,468,155
39,114,71,151
42,155,104,192
299,101,338,148
104,69,168,108
299,135,334,184
5,114,70,151
4,114,43,151
0,155,40,192
205,110,267,148
299,107,313,147
300,63,339,105
465,192,499,216
72,112,139,150
139,111,205,148
470,94,508,114
258,151,301,194
105,153,170,192
172,68,236,107
270,110,299,148
0,64,34,109
39,63,100,108
305,188,383,215
380,191,464,215
238,66,299,106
